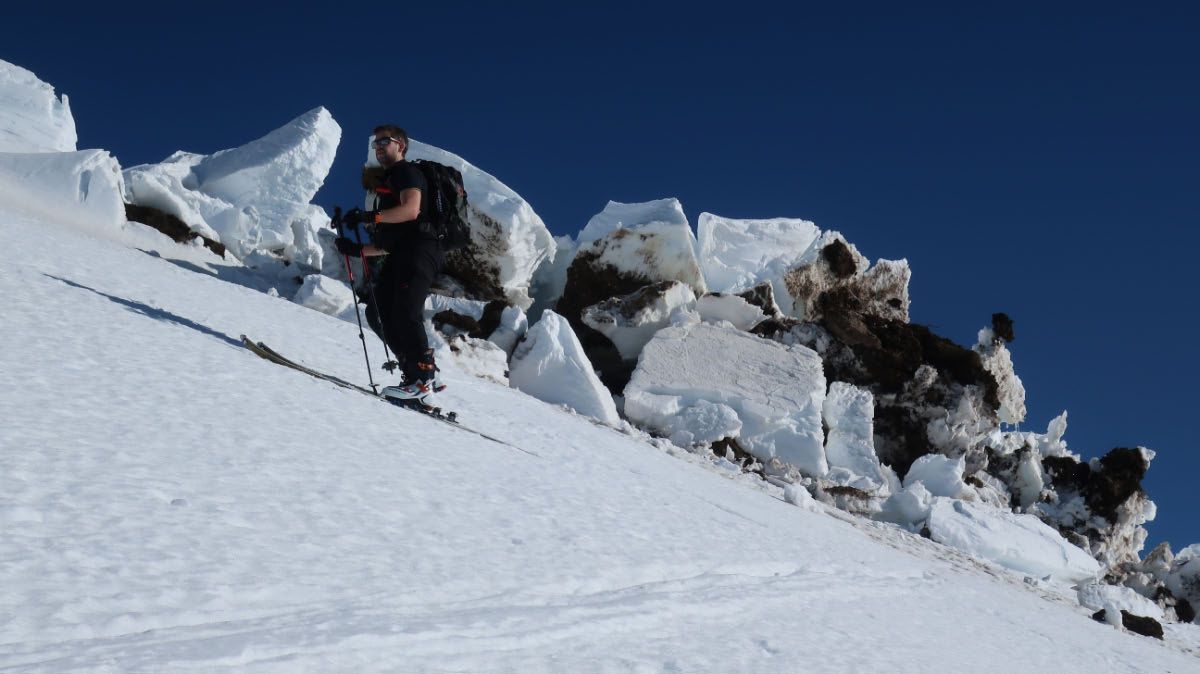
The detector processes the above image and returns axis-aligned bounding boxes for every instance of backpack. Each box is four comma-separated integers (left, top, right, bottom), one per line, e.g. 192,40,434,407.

411,159,471,252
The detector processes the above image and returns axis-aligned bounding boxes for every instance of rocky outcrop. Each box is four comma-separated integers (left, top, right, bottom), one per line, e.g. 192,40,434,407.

783,238,910,323
125,203,225,257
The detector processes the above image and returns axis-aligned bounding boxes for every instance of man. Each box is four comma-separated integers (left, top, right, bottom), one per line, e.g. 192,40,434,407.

335,125,444,402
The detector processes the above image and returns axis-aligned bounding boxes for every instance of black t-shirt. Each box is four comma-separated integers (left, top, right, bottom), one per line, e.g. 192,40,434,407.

376,161,426,213
373,161,434,246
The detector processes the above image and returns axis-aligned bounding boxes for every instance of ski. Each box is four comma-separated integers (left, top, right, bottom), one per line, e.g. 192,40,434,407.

240,335,536,456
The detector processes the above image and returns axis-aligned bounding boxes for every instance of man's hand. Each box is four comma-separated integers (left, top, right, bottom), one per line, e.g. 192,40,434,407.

335,237,364,256
342,208,378,226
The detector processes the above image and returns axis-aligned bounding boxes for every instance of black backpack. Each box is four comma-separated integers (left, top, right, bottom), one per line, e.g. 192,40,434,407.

411,159,471,251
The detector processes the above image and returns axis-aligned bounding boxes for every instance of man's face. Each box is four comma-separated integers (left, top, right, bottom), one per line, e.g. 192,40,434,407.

373,134,405,167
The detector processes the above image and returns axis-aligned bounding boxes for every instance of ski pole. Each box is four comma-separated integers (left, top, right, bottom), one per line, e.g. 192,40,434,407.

341,252,378,394
359,254,398,372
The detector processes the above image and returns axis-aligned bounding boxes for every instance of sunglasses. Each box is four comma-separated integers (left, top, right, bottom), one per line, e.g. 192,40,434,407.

373,137,402,148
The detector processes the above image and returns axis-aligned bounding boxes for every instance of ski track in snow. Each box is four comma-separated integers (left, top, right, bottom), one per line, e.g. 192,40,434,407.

2,210,1198,673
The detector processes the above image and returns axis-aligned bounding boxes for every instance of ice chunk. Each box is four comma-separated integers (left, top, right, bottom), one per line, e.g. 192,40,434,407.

696,294,766,330
125,109,340,267
487,305,529,356
903,454,967,499
0,59,76,153
582,281,698,361
823,383,888,491
696,213,823,314
624,323,827,476
1077,582,1164,621
509,311,620,425
577,198,689,244
877,482,935,527
293,274,356,322
927,498,1101,583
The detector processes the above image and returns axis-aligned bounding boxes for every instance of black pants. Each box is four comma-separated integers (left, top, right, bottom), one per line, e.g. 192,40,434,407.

366,239,443,381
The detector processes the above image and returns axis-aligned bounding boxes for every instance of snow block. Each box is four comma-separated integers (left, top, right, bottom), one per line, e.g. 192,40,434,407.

927,498,1101,583
1077,582,1164,621
557,199,708,326
125,108,340,267
904,454,968,499
0,59,76,153
624,323,828,476
696,212,822,316
823,383,888,491
0,150,125,233
581,281,698,361
293,274,356,322
696,293,766,330
509,311,621,425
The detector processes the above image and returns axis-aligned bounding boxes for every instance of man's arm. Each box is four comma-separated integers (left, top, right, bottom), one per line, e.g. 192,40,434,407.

362,187,423,256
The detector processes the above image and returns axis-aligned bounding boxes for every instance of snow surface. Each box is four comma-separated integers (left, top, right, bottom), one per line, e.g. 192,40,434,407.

2,190,1199,673
508,310,621,425
927,499,1103,584
624,323,829,476
0,59,75,152
0,150,125,233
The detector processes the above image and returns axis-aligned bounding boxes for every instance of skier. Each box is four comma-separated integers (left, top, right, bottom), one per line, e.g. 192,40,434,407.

334,125,443,402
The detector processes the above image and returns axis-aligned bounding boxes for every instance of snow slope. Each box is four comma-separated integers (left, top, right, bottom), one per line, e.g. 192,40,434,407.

2,207,1198,672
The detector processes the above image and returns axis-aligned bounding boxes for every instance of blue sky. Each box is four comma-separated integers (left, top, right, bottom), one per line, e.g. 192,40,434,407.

4,2,1197,550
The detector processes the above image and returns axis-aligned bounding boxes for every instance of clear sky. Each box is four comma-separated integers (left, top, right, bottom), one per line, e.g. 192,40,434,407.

4,2,1196,551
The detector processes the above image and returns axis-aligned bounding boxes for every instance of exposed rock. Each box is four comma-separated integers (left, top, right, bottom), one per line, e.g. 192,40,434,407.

581,281,697,361
1034,447,1156,569
1093,610,1164,639
125,203,225,257
992,312,1015,342
737,282,782,317
783,237,909,323
432,310,480,336
439,205,511,303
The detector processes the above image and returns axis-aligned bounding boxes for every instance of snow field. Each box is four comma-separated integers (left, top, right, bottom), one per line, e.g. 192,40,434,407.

2,199,1199,672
